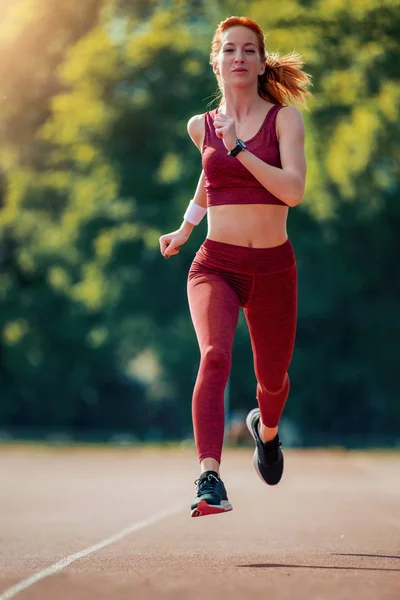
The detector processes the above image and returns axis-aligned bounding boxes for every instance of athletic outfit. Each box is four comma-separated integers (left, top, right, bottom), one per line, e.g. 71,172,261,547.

189,105,298,517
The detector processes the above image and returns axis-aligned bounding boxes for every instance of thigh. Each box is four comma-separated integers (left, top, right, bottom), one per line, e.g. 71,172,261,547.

244,265,298,379
187,261,240,353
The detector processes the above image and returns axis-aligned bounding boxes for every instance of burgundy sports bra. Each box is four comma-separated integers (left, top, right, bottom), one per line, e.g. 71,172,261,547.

202,104,286,207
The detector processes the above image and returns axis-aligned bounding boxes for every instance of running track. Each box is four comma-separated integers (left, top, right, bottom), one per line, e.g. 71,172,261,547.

0,446,399,599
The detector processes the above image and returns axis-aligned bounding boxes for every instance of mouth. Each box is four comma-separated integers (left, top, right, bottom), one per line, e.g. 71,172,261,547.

232,69,247,73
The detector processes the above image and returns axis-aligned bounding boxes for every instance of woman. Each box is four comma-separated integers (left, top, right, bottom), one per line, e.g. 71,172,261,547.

159,16,312,518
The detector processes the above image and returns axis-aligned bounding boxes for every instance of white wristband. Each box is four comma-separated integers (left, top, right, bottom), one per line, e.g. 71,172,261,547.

183,200,207,225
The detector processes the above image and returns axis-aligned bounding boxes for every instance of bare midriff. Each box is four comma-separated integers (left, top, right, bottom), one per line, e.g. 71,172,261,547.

207,203,289,248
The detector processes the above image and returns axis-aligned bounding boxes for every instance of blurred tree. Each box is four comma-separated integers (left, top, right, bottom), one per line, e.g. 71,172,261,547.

0,1,151,430
0,0,105,154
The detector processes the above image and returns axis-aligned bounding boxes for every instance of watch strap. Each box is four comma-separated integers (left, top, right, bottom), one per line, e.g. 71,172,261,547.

228,139,247,157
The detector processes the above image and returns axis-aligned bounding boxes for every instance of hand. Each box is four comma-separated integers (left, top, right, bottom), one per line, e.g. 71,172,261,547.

159,228,189,259
213,112,237,152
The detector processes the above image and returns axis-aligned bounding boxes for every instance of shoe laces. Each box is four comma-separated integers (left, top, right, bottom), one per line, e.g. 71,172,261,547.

259,435,282,465
194,473,219,495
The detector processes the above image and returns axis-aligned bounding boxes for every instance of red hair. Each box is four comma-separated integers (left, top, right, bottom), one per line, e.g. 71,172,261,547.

210,16,312,106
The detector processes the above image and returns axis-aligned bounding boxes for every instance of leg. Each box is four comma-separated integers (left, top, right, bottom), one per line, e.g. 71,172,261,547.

187,263,240,466
244,264,298,435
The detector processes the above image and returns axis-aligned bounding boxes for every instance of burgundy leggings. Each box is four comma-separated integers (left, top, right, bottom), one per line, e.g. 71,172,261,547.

187,237,297,464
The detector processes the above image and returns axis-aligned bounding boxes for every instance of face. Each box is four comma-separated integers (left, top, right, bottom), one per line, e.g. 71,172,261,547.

213,26,265,87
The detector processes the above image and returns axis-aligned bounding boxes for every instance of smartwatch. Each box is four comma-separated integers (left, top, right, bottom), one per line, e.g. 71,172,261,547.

228,139,247,158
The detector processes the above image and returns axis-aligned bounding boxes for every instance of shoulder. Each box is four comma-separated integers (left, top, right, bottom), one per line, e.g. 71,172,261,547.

187,113,206,151
276,106,305,137
276,106,304,128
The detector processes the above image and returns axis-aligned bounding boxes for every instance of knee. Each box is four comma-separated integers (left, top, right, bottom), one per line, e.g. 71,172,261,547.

258,372,289,395
201,345,231,373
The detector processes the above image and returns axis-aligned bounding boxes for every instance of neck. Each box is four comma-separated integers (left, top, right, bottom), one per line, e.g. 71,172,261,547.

221,86,264,122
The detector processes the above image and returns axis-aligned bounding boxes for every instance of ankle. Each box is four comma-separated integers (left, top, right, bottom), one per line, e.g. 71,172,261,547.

200,458,220,476
258,421,278,443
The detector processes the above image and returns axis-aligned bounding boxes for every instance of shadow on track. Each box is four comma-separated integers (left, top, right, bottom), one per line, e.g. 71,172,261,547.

237,563,400,572
332,553,400,560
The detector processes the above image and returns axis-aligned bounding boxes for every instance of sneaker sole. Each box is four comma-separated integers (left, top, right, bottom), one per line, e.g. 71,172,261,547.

191,499,233,518
246,408,271,486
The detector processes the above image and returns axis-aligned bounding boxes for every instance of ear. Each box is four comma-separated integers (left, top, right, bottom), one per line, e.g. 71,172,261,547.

212,61,219,75
259,61,266,76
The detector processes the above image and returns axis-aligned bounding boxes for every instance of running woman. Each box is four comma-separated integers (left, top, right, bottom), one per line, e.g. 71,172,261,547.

159,16,312,517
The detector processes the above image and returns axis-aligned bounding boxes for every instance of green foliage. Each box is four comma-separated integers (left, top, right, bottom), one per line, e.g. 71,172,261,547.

0,0,398,442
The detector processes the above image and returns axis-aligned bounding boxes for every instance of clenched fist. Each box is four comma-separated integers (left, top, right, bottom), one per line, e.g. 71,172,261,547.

159,228,189,259
213,112,238,152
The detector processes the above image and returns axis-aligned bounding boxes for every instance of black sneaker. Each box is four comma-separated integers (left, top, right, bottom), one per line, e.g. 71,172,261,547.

190,470,233,517
246,408,284,485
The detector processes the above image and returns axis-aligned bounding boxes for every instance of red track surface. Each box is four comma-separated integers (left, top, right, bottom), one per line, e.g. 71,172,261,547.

0,446,399,599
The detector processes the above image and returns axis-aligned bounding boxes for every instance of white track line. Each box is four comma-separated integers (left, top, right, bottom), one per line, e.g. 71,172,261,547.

0,501,185,600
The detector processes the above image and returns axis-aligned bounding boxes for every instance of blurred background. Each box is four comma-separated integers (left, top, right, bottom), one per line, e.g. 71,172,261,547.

0,0,398,449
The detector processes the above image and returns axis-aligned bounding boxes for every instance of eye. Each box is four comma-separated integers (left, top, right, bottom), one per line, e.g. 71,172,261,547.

223,48,234,52
246,49,256,53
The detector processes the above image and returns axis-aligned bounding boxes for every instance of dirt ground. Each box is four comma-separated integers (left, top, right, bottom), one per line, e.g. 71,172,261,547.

0,445,399,600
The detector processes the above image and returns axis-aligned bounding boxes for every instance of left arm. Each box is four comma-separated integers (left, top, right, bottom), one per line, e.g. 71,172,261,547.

214,106,306,207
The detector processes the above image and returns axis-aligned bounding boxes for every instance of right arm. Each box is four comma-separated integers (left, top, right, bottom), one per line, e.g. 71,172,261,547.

159,114,207,258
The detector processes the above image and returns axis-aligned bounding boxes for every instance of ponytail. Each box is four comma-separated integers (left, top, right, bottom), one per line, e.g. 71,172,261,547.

259,51,312,106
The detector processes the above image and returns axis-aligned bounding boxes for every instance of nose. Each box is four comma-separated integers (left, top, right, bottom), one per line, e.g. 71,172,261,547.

234,53,245,63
